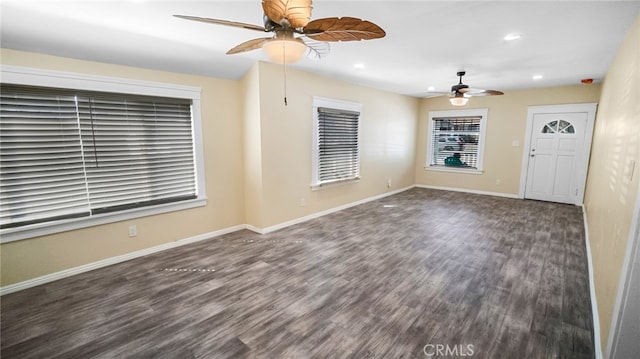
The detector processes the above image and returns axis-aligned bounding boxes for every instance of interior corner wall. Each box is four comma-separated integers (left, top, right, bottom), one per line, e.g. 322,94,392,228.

241,63,265,228
253,61,419,229
415,84,602,195
0,49,246,286
583,15,640,350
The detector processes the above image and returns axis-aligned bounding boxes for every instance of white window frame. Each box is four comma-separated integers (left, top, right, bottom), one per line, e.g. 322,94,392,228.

0,65,207,243
425,108,488,174
311,96,362,190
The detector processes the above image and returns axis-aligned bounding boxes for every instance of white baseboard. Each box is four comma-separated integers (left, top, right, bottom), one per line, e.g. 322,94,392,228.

0,224,245,296
247,186,416,234
245,224,265,234
581,204,603,359
415,184,520,199
0,185,531,297
1,187,416,295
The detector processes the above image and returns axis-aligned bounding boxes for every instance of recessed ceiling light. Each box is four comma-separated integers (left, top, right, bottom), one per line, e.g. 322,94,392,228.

354,63,365,70
427,86,436,92
504,33,522,41
532,74,543,80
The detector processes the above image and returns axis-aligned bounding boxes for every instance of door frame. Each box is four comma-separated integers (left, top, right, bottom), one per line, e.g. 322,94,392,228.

518,103,598,205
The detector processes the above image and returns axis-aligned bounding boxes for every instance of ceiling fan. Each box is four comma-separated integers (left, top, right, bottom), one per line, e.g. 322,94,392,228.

430,71,504,106
174,0,386,64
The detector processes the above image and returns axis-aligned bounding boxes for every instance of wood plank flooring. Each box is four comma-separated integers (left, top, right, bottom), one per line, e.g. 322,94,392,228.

0,188,595,358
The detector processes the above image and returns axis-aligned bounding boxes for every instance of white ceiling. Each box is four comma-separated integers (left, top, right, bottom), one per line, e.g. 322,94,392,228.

1,1,639,97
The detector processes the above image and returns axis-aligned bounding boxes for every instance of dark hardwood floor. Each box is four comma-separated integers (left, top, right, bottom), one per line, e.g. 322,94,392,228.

1,188,595,358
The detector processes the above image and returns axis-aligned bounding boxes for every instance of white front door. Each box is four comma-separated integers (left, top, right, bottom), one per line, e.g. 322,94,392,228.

524,110,592,204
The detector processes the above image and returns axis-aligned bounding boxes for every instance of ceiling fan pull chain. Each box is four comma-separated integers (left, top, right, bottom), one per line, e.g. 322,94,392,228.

283,42,288,106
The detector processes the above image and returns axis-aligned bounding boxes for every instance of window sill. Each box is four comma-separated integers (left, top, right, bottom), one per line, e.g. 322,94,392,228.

424,166,484,175
311,177,360,191
0,197,208,243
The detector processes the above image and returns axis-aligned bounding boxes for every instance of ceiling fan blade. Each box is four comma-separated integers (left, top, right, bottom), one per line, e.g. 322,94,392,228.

459,88,504,96
474,89,504,96
303,17,386,42
423,92,451,98
301,36,330,60
262,0,313,28
173,15,266,32
226,37,271,55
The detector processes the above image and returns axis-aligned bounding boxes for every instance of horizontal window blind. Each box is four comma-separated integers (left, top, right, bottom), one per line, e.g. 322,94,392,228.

1,87,90,228
431,116,481,169
78,94,196,214
0,85,196,229
317,107,360,184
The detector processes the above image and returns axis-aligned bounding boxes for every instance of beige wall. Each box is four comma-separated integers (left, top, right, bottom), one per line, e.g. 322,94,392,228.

253,62,419,228
0,51,418,286
415,85,602,195
0,49,246,286
584,15,640,349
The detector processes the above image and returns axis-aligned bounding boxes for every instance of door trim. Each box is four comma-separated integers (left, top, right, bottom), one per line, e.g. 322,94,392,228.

518,103,598,204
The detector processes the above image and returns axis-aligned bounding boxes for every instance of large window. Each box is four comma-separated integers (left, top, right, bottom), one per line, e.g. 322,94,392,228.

312,97,362,189
426,108,488,172
0,66,205,242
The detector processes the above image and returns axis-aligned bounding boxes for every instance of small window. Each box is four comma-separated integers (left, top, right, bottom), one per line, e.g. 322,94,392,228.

312,97,362,189
426,108,488,172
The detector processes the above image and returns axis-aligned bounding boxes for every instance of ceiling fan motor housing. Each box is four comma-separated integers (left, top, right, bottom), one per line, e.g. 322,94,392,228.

263,14,278,31
451,84,469,93
451,71,468,93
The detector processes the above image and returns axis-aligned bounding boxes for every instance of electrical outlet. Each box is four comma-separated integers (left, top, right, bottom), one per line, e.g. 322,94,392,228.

387,179,392,188
128,225,137,237
299,198,306,207
495,178,502,185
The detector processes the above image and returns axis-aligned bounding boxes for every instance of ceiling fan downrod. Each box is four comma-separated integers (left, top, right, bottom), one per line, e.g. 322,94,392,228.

452,71,468,93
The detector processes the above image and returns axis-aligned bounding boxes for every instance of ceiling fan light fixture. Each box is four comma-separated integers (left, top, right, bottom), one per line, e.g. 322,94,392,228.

449,94,469,106
263,37,307,64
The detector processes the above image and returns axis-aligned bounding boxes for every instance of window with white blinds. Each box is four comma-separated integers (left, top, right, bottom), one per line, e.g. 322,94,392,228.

1,88,91,227
312,97,362,189
426,108,488,172
1,84,197,231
